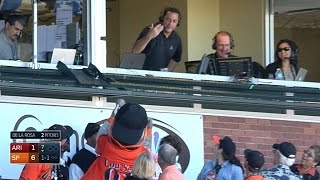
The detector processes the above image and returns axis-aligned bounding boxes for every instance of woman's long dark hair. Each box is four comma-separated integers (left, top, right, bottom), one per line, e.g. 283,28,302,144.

222,152,244,173
275,39,299,70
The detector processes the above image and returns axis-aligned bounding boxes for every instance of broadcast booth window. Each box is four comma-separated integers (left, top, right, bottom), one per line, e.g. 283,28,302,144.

0,0,105,68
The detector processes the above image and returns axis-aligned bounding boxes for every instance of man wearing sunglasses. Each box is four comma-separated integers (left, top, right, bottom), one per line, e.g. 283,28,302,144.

265,39,300,80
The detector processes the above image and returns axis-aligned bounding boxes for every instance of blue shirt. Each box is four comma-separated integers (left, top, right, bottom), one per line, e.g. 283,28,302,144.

197,160,244,180
261,164,302,180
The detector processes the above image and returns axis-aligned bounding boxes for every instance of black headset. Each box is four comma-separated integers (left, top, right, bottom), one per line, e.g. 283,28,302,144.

276,39,299,64
212,31,235,50
158,7,181,27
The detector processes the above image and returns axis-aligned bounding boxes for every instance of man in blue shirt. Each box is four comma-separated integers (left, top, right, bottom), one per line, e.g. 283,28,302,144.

0,13,25,60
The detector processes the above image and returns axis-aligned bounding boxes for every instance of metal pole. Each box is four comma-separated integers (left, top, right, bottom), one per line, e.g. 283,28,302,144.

32,0,38,69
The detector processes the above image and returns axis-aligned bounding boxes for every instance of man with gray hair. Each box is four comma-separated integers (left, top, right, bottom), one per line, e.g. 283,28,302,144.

158,144,184,180
261,142,302,180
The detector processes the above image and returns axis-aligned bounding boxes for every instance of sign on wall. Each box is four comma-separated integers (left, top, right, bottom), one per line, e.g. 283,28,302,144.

0,101,203,180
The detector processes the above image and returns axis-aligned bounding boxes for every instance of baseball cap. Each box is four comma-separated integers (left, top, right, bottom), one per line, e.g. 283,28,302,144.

273,142,296,159
48,124,73,140
219,136,236,156
112,103,148,145
84,123,100,139
244,149,265,170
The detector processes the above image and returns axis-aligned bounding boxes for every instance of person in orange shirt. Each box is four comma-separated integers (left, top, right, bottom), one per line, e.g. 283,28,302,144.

19,124,73,180
82,103,149,180
243,149,265,180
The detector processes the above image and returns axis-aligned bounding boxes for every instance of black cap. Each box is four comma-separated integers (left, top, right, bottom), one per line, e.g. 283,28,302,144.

84,123,100,139
273,142,296,159
244,149,265,170
112,103,148,145
48,124,73,140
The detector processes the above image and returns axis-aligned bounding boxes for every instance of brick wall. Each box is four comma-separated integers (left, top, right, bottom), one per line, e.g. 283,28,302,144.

203,115,320,168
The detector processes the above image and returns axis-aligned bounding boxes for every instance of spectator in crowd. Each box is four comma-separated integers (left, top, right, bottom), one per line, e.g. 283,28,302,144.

159,135,182,172
20,124,73,180
197,136,243,180
125,152,156,180
243,149,265,180
0,12,26,60
261,142,302,180
158,144,184,180
265,39,301,80
82,103,149,180
290,145,320,180
131,7,182,71
69,122,100,179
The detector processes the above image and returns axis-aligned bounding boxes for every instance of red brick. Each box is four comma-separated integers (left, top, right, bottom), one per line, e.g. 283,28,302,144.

203,121,213,127
245,118,258,125
249,125,265,131
231,129,245,136
290,127,304,133
270,120,298,127
257,144,270,151
243,143,258,150
204,115,219,122
213,122,240,129
238,137,252,143
258,119,272,125
218,116,245,123
303,128,316,134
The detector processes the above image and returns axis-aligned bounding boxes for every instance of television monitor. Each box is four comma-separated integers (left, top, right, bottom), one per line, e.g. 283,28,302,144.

216,57,252,77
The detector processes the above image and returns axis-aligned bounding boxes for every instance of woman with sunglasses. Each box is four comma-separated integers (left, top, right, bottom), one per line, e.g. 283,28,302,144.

265,39,299,80
290,145,320,180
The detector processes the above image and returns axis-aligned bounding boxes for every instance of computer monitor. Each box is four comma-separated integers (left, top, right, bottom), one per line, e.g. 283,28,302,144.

119,53,146,69
216,57,252,77
197,54,210,74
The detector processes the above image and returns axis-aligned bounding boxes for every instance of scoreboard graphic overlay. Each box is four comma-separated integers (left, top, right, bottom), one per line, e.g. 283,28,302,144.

10,131,61,164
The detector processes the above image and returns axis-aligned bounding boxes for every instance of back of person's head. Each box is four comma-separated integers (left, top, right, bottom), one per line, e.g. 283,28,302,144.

273,142,296,166
84,123,99,147
244,149,265,173
112,103,148,146
219,136,243,171
219,136,236,157
309,145,320,165
5,12,26,27
131,152,155,179
275,39,299,66
158,144,177,166
159,135,182,155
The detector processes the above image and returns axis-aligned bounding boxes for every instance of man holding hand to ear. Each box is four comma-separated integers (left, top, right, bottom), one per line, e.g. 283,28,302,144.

131,7,182,72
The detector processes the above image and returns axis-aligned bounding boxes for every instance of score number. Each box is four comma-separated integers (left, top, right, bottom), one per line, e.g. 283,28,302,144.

10,142,60,164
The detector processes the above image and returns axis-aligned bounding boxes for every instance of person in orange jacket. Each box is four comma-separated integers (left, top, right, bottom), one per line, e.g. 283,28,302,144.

82,102,149,180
